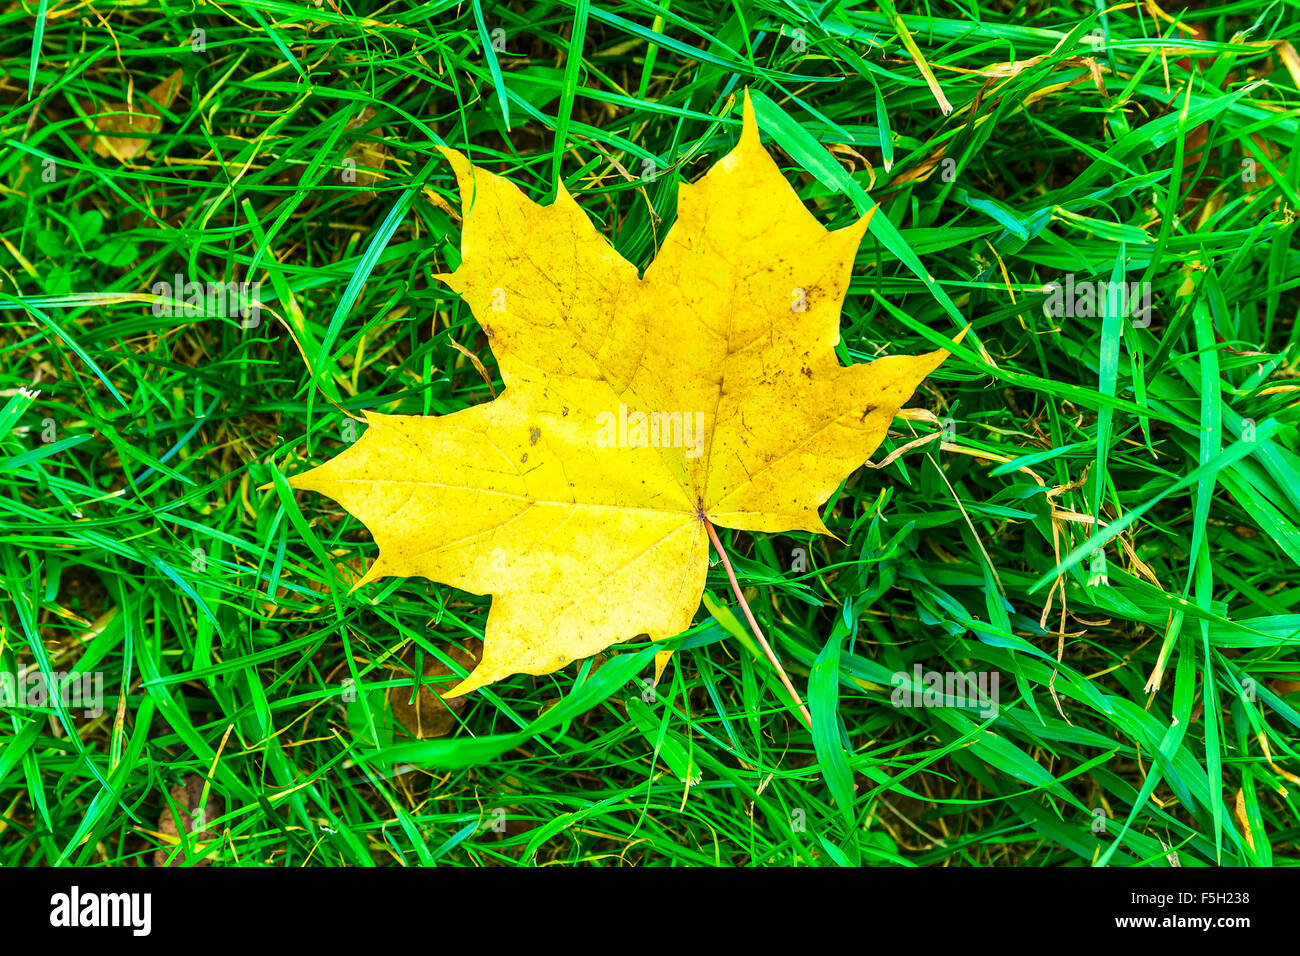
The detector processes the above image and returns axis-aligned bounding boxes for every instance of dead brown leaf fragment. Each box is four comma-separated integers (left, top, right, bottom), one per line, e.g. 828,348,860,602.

337,106,390,202
152,775,223,867
77,70,182,162
290,91,952,695
387,639,483,738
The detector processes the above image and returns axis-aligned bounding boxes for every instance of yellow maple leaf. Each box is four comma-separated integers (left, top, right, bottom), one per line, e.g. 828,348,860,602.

289,92,951,697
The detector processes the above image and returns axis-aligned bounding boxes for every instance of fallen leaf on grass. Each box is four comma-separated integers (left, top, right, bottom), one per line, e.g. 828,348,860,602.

77,70,182,162
152,775,223,867
336,106,390,202
387,638,482,738
290,91,951,695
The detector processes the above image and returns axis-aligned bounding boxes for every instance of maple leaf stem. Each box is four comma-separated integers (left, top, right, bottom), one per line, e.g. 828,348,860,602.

702,518,813,731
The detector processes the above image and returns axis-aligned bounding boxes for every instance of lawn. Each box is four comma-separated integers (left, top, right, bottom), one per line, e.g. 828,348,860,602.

1,0,1298,867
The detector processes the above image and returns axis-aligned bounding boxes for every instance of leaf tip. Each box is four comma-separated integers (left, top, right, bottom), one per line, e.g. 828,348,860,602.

810,516,841,541
348,559,386,595
441,669,486,700
839,206,876,244
739,87,761,150
435,144,474,193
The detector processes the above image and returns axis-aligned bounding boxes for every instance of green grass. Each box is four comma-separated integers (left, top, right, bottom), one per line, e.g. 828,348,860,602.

2,0,1299,867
